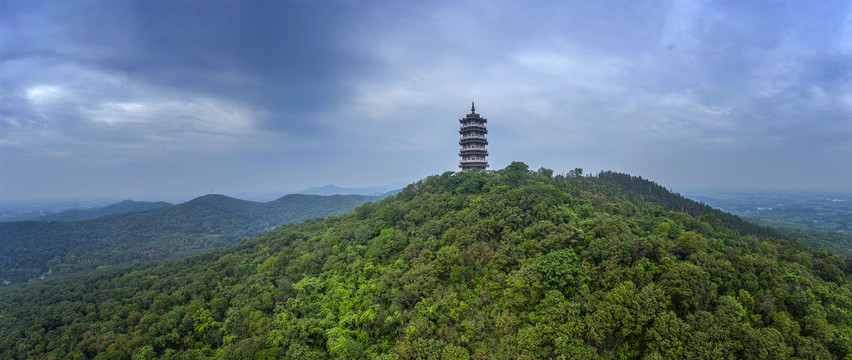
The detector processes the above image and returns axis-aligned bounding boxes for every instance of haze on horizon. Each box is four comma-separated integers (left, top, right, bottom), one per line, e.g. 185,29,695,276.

2,0,852,202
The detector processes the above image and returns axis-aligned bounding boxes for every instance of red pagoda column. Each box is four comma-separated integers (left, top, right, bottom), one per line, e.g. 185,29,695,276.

459,102,488,171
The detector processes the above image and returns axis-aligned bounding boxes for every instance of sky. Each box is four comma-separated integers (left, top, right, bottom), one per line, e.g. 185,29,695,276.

2,0,852,202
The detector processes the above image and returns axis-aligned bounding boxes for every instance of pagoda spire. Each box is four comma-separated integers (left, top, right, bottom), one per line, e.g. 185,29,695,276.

471,101,476,113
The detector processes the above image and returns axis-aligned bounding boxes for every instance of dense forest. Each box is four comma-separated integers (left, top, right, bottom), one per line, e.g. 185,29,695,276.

1,163,851,359
0,194,380,284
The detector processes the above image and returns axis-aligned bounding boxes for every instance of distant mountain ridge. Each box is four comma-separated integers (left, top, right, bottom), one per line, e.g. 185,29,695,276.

35,199,173,222
0,193,383,283
300,184,404,196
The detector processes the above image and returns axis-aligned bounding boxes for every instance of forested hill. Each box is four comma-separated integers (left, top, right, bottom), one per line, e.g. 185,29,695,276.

3,162,852,359
35,200,174,222
583,171,781,238
0,193,380,284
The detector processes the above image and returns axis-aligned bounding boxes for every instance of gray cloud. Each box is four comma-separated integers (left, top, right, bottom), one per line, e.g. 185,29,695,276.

2,0,852,201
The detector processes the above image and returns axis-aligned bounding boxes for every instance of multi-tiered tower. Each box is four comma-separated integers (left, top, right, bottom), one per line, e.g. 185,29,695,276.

459,102,488,171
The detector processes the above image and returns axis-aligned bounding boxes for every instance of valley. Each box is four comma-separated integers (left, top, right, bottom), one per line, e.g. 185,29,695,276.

687,191,852,257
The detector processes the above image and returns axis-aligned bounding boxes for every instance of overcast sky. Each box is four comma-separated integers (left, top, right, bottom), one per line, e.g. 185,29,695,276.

2,0,852,202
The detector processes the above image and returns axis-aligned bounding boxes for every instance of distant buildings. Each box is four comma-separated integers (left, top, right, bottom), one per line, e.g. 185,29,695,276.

459,102,489,171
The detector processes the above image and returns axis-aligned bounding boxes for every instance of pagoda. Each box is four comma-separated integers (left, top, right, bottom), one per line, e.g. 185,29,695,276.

459,102,488,171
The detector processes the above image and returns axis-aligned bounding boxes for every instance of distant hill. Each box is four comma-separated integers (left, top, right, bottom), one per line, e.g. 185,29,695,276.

581,171,780,238
3,163,852,359
300,184,404,196
35,199,173,222
0,193,381,283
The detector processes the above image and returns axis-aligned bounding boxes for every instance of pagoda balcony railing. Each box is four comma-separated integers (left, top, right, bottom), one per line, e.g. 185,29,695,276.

460,158,488,163
460,135,487,140
460,124,487,130
460,146,487,151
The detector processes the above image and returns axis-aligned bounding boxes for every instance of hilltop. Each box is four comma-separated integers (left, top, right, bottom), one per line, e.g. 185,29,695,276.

0,193,381,284
1,163,850,359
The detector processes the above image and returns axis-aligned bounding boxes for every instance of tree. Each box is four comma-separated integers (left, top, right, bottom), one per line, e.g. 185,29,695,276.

661,262,709,313
534,249,580,291
503,161,530,186
568,168,583,177
537,167,554,178
675,231,707,257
